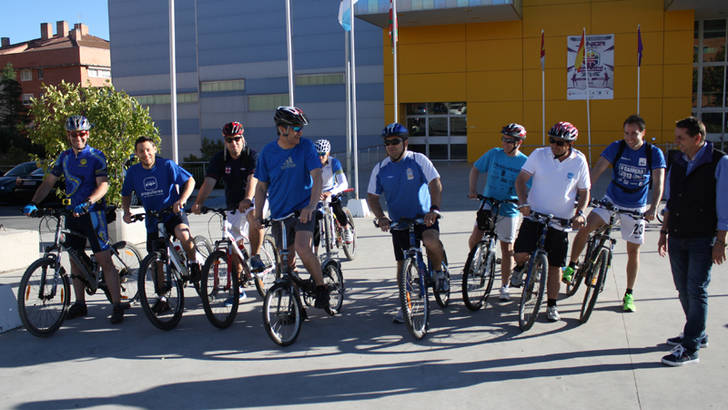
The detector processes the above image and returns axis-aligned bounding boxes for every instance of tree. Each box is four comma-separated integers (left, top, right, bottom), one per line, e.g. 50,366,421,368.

26,81,160,206
0,63,34,162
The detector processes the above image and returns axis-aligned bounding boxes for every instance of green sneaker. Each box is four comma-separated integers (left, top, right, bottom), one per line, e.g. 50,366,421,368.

561,265,575,284
623,294,636,312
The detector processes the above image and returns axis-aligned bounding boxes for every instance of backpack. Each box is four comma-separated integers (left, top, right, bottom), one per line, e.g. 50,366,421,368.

611,140,653,193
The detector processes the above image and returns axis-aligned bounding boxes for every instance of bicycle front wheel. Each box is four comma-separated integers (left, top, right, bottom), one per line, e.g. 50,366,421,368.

340,208,357,260
18,258,70,337
254,234,281,298
519,252,547,331
580,248,610,323
112,242,142,304
262,283,302,346
462,243,495,311
322,260,345,314
433,248,450,308
398,257,429,340
138,253,185,330
201,250,239,329
194,235,213,263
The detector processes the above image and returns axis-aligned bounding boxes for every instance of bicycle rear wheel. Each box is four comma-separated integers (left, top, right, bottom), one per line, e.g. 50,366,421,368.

201,250,239,329
433,249,450,308
112,242,142,304
519,252,547,331
262,282,302,346
138,253,185,330
580,248,610,323
398,257,429,340
17,258,70,337
462,242,495,311
322,260,345,314
255,234,281,298
340,208,357,260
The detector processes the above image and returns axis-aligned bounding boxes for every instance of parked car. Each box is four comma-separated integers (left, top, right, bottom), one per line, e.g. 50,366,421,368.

0,161,63,206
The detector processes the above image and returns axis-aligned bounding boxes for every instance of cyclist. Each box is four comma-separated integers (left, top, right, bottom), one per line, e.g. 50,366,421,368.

250,106,330,310
366,122,444,323
121,136,199,313
191,121,267,302
563,115,666,312
467,123,528,301
23,115,124,324
514,121,590,322
312,138,352,254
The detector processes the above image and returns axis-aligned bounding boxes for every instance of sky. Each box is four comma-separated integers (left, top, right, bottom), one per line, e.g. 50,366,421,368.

1,1,109,43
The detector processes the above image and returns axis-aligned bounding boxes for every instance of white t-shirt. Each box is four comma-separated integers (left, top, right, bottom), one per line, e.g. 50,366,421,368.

521,147,591,221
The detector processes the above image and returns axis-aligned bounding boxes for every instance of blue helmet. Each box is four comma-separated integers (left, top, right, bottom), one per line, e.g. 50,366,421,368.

382,123,408,139
65,115,91,131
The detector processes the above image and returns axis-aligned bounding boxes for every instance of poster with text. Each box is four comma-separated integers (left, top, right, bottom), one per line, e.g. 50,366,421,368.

567,34,614,100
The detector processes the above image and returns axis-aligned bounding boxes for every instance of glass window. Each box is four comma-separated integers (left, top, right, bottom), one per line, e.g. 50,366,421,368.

295,73,344,86
692,67,698,108
429,117,448,136
450,117,466,136
135,93,198,105
37,69,43,80
694,21,700,64
20,69,32,81
702,112,724,134
200,79,245,92
22,93,33,106
429,144,448,160
407,117,426,136
88,68,111,79
702,66,724,107
404,101,467,160
703,20,726,63
451,144,467,160
249,94,289,112
428,103,448,114
406,103,427,115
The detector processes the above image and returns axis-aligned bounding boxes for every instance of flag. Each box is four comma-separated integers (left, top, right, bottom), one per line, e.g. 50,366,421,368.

637,25,643,67
540,30,545,71
338,0,358,32
574,30,586,73
388,0,398,51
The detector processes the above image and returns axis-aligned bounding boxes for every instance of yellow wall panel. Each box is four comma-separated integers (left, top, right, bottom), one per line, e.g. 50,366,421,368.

523,35,566,70
398,42,467,74
466,21,523,41
522,4,590,37
466,71,523,102
661,98,693,130
663,65,693,97
664,10,694,31
467,39,523,71
398,73,468,102
591,0,664,33
399,24,466,44
663,30,693,65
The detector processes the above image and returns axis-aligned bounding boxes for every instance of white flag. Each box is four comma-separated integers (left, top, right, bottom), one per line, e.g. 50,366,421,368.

338,0,358,31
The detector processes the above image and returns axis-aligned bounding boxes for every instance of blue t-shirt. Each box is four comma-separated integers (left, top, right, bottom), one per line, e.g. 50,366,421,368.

473,148,528,216
254,138,321,219
121,156,192,232
51,145,108,211
367,151,440,223
602,141,666,208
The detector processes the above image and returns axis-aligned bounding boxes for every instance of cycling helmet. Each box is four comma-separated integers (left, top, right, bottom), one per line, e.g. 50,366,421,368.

314,139,331,154
222,121,244,137
382,122,408,139
65,115,91,132
274,106,309,127
548,121,579,141
501,123,527,140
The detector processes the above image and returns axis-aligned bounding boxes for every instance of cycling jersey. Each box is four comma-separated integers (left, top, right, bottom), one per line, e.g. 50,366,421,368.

367,150,440,223
473,147,528,217
50,145,107,211
321,157,348,197
121,156,193,232
601,141,666,208
206,148,257,209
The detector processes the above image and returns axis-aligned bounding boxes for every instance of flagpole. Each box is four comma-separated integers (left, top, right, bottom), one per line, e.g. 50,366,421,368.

392,0,398,122
637,24,641,115
540,29,545,146
583,27,592,164
285,0,294,106
345,30,352,187
350,0,359,199
169,0,178,163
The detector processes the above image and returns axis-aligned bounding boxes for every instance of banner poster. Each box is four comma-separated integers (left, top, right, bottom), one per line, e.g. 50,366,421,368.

567,34,615,100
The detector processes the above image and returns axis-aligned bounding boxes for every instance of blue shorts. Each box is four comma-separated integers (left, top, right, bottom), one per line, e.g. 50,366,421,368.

65,209,111,253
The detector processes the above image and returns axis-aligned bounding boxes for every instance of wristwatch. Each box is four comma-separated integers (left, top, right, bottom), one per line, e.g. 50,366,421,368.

575,210,584,217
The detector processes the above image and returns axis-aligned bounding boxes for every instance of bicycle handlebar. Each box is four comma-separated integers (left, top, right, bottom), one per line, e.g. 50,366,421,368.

526,211,572,228
590,199,646,219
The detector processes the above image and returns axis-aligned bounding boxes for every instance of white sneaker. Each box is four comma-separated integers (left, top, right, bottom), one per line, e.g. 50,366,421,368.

499,286,510,301
547,306,560,321
343,227,354,244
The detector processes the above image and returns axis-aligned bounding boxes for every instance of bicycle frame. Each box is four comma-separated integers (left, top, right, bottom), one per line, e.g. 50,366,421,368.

392,218,432,296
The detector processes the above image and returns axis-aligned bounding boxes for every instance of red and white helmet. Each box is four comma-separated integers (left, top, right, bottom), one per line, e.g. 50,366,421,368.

501,123,527,140
274,106,309,127
548,121,579,141
222,121,244,137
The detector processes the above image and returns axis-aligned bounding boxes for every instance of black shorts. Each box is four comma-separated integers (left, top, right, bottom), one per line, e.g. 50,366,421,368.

271,213,316,249
146,212,189,254
514,218,568,267
65,209,111,253
391,220,440,261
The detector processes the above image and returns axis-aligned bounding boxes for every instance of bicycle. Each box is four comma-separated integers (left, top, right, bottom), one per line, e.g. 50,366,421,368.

133,208,209,330
17,207,143,337
315,188,357,261
563,199,644,323
387,215,449,340
462,195,516,311
515,211,571,331
197,206,280,328
261,213,345,346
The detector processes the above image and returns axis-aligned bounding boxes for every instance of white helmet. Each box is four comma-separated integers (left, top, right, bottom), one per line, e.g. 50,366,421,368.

314,139,331,154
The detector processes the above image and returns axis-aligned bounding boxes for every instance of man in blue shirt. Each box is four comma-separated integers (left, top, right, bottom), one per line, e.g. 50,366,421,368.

121,137,199,312
24,115,124,324
658,117,727,366
366,123,445,323
251,106,329,309
468,123,529,301
564,115,666,312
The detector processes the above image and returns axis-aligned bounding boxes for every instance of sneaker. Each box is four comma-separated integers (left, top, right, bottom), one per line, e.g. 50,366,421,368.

151,298,171,315
392,309,404,324
314,285,330,310
224,287,247,306
623,294,636,312
110,304,124,324
562,265,575,284
435,270,449,292
249,254,267,273
188,262,202,282
67,302,88,319
666,333,709,348
547,305,560,322
510,266,524,288
343,227,354,244
661,345,699,366
499,286,510,301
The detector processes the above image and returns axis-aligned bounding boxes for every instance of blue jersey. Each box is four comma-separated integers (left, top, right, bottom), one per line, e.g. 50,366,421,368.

51,145,108,211
121,156,192,232
602,141,666,208
473,148,528,216
254,138,321,219
367,151,440,223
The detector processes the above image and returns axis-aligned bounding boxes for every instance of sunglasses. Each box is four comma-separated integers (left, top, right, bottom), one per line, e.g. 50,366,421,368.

290,126,303,133
225,136,243,143
384,138,403,146
318,152,327,157
549,137,567,147
501,136,519,144
69,131,89,138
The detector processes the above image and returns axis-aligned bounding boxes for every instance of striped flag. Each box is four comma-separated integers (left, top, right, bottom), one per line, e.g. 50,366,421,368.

540,30,545,70
574,31,586,72
338,0,358,32
637,25,644,67
388,0,398,52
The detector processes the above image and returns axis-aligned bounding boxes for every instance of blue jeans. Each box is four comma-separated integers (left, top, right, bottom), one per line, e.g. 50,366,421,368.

667,236,713,352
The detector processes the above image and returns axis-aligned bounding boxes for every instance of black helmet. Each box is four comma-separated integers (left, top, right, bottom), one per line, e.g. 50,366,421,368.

274,106,309,127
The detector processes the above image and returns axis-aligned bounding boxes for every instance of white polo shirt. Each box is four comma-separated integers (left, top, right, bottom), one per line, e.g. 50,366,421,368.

521,147,590,221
